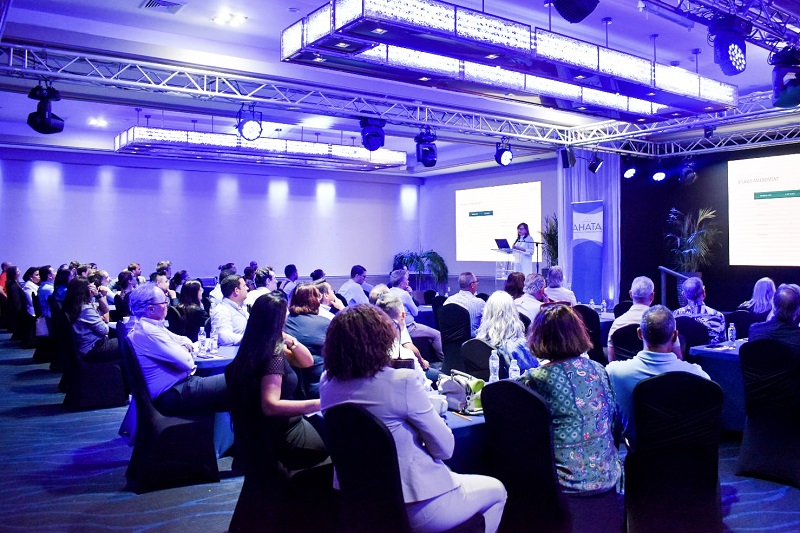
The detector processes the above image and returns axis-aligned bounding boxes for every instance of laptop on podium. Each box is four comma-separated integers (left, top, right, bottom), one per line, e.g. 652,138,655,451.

495,238,512,251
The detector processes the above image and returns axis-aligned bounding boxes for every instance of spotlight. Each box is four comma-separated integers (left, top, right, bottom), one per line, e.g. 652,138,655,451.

560,147,576,168
552,0,599,23
770,46,800,108
652,170,667,182
414,126,437,167
236,105,262,141
710,16,751,76
703,125,716,139
679,160,698,185
27,83,64,134
495,137,513,166
588,153,604,173
622,160,637,179
360,117,386,151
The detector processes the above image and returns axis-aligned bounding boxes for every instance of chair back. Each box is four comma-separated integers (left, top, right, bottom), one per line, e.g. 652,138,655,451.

736,339,800,487
461,338,507,381
324,403,410,533
438,304,471,373
165,305,186,337
723,310,755,339
423,289,437,305
626,372,723,533
518,312,531,332
476,292,489,302
431,295,447,329
334,293,348,309
482,380,567,533
610,323,642,361
572,304,606,365
48,296,72,372
613,300,633,318
675,316,711,354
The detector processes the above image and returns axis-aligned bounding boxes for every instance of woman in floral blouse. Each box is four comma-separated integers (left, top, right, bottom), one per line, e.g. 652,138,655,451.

520,303,621,498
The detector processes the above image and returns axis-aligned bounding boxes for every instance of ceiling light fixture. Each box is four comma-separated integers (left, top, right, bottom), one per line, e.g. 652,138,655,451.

679,160,698,185
588,153,604,173
213,12,247,26
360,117,386,151
703,125,715,138
770,46,800,108
652,170,667,182
26,82,64,134
237,104,262,141
495,137,513,166
552,0,599,23
710,16,751,76
560,147,576,168
415,126,437,168
623,166,637,179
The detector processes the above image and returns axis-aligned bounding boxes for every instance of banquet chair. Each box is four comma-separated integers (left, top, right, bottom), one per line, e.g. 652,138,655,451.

723,310,755,339
423,289,437,305
165,305,186,337
431,295,447,329
476,292,490,302
117,320,219,493
438,304,471,374
461,338,507,381
609,323,642,362
625,372,723,533
736,339,800,488
324,403,484,533
675,316,712,355
613,300,633,318
481,380,569,533
518,312,531,333
573,304,607,365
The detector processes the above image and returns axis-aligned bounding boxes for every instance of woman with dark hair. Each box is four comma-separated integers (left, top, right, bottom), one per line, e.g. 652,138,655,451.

22,266,40,317
114,270,137,318
520,304,620,518
169,269,189,295
226,291,327,473
4,266,24,333
178,280,209,342
320,304,506,532
53,268,72,304
512,222,535,276
503,272,525,300
64,277,121,362
284,282,330,399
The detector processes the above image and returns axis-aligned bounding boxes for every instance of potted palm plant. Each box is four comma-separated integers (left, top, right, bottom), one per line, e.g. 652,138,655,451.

540,213,559,268
664,207,720,273
392,250,449,291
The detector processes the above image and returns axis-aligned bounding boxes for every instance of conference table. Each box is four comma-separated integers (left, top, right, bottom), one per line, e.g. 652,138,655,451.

688,339,747,432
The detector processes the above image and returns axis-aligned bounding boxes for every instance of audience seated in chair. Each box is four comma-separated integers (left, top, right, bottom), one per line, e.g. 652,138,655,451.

747,283,800,352
443,272,485,337
737,276,775,324
177,280,209,343
673,277,726,344
283,283,330,399
210,275,249,346
475,291,538,373
65,277,121,363
515,273,547,325
338,264,369,306
543,266,577,306
389,269,444,363
607,276,654,362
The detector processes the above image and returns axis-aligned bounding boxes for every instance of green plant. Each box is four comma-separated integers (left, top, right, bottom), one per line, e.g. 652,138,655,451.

665,207,720,272
540,213,559,267
392,250,449,289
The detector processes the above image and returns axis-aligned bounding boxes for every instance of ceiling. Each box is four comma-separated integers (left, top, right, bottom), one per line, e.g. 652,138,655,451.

0,0,796,176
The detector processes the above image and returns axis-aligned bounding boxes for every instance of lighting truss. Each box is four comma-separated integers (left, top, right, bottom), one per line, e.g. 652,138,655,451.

113,126,408,170
282,0,738,118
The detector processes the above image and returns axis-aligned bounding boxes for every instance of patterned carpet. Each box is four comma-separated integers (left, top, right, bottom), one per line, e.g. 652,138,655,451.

0,331,798,532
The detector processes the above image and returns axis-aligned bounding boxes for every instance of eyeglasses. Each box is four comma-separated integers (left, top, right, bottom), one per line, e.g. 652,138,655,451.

148,299,168,307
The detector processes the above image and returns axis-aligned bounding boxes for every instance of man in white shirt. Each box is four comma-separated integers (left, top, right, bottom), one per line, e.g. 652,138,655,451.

389,269,444,362
208,267,236,311
127,282,228,415
543,265,578,306
338,264,369,306
443,272,486,337
315,279,343,321
244,267,277,308
211,275,249,346
282,264,299,300
376,292,439,385
607,276,655,361
515,273,547,323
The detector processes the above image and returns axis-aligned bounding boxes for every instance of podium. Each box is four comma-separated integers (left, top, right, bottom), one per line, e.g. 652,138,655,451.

493,248,518,290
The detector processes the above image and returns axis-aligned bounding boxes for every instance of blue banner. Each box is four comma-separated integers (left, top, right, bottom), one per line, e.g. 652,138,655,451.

571,200,603,304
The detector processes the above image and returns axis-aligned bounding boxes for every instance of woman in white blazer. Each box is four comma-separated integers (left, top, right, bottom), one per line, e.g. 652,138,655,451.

319,304,506,533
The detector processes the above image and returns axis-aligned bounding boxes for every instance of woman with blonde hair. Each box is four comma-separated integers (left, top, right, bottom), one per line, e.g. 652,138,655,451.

476,291,538,371
738,277,775,322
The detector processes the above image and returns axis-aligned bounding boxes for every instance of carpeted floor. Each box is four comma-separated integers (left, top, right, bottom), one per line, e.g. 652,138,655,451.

0,331,798,532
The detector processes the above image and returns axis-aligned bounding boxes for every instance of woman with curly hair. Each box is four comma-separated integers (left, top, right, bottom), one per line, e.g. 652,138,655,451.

476,291,538,372
320,304,507,532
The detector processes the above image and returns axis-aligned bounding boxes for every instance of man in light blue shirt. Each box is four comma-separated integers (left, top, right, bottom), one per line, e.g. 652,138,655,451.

443,272,485,337
338,264,369,306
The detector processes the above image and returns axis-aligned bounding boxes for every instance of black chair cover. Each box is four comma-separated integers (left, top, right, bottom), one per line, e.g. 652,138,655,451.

723,310,755,339
610,323,642,362
438,304,471,374
431,295,447,330
613,300,633,318
675,315,712,354
573,304,606,365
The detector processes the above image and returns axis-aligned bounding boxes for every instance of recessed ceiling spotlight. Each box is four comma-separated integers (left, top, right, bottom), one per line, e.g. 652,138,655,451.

335,42,349,48
213,12,247,26
575,74,586,80
371,28,387,34
485,54,499,59
646,92,656,96
419,76,431,81
88,118,108,127
312,57,327,63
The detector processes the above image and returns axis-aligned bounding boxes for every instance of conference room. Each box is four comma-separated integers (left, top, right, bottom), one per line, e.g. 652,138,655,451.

1,0,800,531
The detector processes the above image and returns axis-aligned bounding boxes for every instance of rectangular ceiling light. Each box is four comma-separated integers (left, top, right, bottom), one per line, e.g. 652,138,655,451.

114,126,408,171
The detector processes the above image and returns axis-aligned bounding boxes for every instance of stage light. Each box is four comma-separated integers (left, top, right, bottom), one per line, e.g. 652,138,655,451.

360,117,386,152
703,125,716,138
588,153,604,173
770,46,800,108
623,166,637,179
495,138,513,166
552,0,599,23
652,170,667,182
236,104,262,141
414,126,437,167
560,147,576,168
27,83,64,135
710,16,751,76
679,160,698,185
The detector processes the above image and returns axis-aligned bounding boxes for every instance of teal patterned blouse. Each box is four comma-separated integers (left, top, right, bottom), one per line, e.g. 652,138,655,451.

520,356,621,494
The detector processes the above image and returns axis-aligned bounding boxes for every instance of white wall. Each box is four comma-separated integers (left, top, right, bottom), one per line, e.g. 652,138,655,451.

419,156,559,278
0,149,422,279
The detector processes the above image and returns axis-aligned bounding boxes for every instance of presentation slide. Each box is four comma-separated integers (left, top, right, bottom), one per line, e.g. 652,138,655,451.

455,181,542,262
729,154,800,266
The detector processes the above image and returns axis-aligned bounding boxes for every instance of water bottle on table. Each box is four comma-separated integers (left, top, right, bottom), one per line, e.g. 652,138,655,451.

489,350,500,383
727,323,737,345
508,358,520,380
197,328,207,356
589,298,595,309
210,327,219,355
600,299,607,313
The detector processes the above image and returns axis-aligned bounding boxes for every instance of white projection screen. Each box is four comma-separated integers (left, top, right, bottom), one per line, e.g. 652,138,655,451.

729,153,800,266
455,181,542,262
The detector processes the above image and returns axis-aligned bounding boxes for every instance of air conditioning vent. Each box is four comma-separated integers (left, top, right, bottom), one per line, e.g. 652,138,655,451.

139,0,186,14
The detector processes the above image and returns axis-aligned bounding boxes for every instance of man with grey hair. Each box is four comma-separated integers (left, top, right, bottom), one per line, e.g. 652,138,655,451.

515,273,547,323
444,272,486,337
389,269,444,364
376,292,438,385
543,265,577,306
127,283,228,416
749,283,800,353
673,276,725,343
607,305,709,447
607,276,655,361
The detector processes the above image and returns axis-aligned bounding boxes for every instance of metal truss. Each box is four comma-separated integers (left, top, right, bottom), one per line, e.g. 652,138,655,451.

2,42,800,159
643,0,800,52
